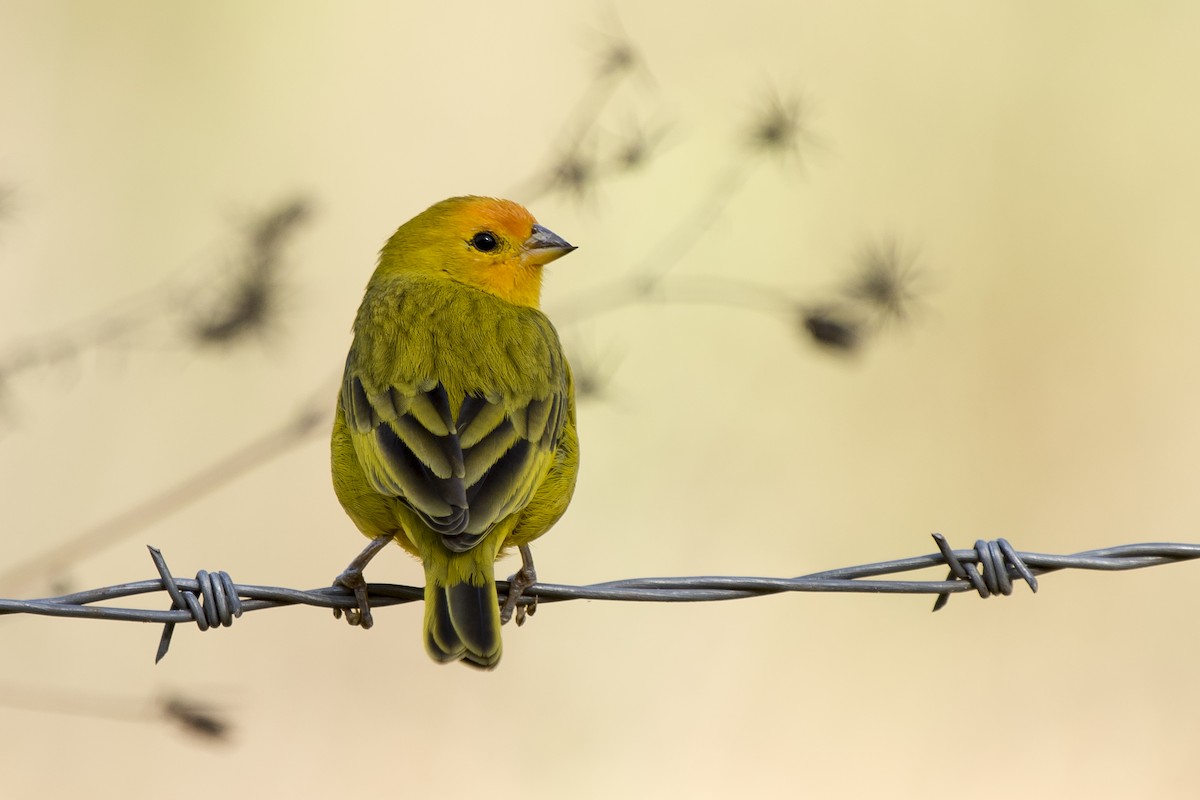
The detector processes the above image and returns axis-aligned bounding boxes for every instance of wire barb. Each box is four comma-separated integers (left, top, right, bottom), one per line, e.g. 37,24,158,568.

148,546,242,663
930,533,1038,611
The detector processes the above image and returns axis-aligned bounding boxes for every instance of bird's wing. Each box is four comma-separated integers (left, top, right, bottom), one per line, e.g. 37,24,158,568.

341,361,568,553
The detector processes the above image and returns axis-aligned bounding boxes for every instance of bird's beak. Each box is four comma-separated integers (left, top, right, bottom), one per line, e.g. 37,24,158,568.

521,224,577,267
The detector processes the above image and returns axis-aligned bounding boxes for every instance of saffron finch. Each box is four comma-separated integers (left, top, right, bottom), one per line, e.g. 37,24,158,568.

330,196,579,669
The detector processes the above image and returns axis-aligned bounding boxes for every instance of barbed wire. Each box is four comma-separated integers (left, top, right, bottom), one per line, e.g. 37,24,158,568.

2,535,1196,664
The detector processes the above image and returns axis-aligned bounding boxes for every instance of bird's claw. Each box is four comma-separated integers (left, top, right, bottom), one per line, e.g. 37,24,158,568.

332,568,374,629
331,533,393,630
514,595,537,627
500,545,538,626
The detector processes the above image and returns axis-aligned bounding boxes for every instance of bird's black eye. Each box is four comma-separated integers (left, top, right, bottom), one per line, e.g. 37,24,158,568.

471,231,499,252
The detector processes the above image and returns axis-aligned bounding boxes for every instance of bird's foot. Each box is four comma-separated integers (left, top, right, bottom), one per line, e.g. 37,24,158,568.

331,533,393,629
500,544,538,626
332,568,373,628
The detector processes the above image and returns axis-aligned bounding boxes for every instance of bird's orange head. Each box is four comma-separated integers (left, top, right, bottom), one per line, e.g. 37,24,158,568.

378,196,575,308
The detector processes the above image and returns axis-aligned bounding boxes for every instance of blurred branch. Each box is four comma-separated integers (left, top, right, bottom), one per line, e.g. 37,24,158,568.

1,536,1196,663
0,283,169,382
0,379,334,596
746,88,821,161
0,681,231,742
842,237,924,327
0,196,312,393
552,231,925,356
551,88,821,321
510,26,651,203
555,270,793,321
187,199,312,345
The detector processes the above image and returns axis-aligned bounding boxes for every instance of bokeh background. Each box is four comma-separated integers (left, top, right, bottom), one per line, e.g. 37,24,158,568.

4,1,1200,797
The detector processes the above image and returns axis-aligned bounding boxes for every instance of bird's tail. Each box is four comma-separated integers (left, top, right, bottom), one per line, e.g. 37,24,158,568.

423,556,502,669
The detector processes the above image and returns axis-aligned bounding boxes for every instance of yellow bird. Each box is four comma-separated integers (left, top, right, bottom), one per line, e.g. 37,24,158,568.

330,196,579,669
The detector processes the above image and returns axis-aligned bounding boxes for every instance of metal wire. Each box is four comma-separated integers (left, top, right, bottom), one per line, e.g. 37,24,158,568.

2,536,1197,662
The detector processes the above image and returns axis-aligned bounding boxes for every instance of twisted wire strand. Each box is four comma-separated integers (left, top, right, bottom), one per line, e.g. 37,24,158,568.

1,537,1197,662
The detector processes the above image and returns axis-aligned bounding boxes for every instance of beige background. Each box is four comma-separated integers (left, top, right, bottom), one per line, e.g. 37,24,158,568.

3,1,1200,797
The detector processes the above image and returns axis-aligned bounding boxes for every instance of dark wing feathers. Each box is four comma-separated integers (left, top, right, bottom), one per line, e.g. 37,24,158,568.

342,369,565,553
406,381,456,436
375,423,465,523
524,394,565,450
370,386,411,423
458,400,508,450
455,394,490,433
345,372,377,433
464,438,536,525
390,413,464,480
462,419,519,485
